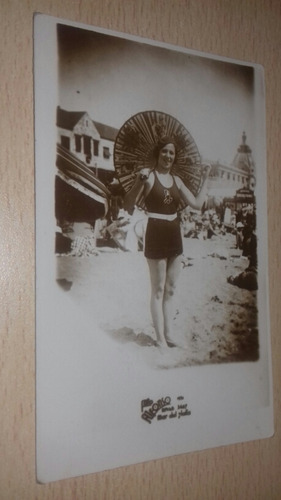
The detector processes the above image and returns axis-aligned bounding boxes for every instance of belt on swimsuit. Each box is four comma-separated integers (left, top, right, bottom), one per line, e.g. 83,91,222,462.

147,212,177,221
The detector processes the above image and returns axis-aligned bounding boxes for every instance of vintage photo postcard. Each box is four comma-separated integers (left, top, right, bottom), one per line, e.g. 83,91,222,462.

34,14,273,483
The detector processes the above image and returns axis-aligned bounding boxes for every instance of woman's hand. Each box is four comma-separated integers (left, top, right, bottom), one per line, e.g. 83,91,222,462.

201,163,211,181
137,168,150,182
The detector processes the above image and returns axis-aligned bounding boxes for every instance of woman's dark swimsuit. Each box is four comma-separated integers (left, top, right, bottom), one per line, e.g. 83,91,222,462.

144,172,183,259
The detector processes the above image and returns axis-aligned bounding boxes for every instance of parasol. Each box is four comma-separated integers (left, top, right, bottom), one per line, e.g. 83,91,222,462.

114,110,202,210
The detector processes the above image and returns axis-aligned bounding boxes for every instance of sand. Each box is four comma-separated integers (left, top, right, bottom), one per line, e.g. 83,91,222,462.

56,232,259,370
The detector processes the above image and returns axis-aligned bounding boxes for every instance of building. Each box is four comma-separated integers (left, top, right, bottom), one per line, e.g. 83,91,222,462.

207,131,256,200
232,131,255,178
56,107,119,185
56,109,256,213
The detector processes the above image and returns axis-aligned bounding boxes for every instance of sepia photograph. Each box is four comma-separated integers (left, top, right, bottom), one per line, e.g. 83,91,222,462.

55,23,259,367
34,15,273,483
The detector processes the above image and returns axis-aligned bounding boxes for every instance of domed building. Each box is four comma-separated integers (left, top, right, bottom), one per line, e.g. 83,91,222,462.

231,131,256,190
207,131,256,200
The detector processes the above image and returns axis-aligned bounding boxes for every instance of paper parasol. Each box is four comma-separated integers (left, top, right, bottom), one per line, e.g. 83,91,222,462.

114,110,202,210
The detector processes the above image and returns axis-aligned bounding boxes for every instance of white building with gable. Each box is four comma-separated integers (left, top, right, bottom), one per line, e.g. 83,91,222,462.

56,107,118,184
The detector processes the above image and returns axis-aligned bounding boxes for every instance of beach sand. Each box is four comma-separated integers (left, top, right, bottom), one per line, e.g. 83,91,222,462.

56,233,259,370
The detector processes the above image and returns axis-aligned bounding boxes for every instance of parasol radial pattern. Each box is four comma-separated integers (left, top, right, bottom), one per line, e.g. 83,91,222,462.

114,110,203,210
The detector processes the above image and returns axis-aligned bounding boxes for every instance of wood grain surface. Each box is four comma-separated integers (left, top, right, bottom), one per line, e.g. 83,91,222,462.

1,1,281,498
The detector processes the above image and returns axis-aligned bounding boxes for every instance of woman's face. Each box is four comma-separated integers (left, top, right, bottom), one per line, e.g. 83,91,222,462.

157,143,176,171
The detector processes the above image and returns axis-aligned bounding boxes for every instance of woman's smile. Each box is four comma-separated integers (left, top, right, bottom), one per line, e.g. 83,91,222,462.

158,143,176,170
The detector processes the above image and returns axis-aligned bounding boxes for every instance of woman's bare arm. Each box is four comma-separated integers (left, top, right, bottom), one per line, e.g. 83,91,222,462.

123,168,153,213
175,164,211,210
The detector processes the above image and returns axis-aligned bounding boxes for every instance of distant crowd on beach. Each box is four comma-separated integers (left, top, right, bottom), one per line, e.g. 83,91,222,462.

227,204,258,291
56,197,257,291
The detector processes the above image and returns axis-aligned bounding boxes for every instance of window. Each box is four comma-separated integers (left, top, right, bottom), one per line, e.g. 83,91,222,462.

103,147,110,159
75,134,82,153
61,135,70,150
83,135,91,156
227,173,230,180
93,140,99,156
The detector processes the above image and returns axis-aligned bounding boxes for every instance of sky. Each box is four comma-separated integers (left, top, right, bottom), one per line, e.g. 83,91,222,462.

57,24,262,166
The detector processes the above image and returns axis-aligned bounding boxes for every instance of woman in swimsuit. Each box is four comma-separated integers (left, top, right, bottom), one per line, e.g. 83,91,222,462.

124,137,210,348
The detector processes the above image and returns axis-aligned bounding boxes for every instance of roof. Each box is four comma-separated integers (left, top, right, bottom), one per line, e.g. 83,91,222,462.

56,107,86,130
57,107,119,141
231,132,255,173
94,121,118,141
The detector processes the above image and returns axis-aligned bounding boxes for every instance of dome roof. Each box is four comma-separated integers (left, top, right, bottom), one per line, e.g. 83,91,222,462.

232,132,255,174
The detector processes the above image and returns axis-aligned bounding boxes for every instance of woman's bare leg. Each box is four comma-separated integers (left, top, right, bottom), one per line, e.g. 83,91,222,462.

147,258,167,346
163,255,182,345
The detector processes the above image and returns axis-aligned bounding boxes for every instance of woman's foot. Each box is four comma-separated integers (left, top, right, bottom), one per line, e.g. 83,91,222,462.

166,340,178,348
165,335,180,348
155,339,168,348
